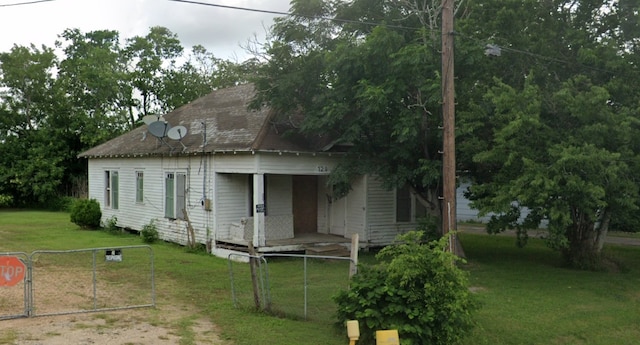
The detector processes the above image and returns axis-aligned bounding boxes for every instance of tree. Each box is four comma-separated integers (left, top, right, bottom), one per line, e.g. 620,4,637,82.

456,0,640,269
0,26,254,206
158,45,252,111
125,26,183,119
0,44,66,204
253,0,467,230
56,29,129,145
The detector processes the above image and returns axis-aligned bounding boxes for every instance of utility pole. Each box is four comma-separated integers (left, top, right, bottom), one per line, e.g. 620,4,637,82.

441,0,457,250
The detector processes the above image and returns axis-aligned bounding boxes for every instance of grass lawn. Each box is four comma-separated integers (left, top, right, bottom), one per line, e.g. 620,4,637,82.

460,233,640,345
2,210,640,345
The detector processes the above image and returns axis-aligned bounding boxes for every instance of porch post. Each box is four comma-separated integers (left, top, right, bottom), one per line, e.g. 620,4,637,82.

253,173,266,247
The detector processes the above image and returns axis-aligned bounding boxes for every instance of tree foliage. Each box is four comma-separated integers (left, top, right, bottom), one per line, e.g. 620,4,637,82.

253,0,464,227
254,0,640,268
0,27,251,207
457,0,640,268
334,232,477,345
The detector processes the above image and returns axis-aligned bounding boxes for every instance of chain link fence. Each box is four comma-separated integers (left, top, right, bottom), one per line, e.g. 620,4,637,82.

0,252,29,320
228,253,354,323
0,246,154,320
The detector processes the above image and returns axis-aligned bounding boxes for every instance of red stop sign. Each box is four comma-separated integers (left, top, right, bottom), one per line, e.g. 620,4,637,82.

0,256,26,287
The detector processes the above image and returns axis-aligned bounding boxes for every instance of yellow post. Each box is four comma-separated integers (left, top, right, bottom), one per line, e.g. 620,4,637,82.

376,330,400,345
347,320,360,345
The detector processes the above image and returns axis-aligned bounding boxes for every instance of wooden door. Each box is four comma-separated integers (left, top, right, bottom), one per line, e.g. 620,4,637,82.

292,175,318,235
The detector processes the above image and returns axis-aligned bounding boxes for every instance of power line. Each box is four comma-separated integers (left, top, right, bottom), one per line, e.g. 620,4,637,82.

168,0,421,31
0,0,53,7
170,0,622,77
456,32,618,76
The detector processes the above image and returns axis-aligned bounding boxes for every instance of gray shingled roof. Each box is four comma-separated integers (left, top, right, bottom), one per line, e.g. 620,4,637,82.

78,84,316,158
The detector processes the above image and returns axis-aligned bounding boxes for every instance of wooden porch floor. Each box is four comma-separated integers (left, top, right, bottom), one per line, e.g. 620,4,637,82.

216,233,351,253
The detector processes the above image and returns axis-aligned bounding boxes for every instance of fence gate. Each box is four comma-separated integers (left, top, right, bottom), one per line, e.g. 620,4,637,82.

0,246,154,319
0,252,29,320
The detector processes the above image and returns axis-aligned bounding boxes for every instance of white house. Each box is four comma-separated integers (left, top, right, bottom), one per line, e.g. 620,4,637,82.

79,84,472,257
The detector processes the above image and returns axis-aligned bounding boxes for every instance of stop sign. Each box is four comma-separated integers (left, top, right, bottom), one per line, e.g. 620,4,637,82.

0,256,26,287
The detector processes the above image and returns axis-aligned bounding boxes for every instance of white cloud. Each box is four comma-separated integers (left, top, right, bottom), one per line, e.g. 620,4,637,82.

0,0,290,61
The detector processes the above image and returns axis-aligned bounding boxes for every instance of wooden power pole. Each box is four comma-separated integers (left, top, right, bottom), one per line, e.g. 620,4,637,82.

441,0,457,247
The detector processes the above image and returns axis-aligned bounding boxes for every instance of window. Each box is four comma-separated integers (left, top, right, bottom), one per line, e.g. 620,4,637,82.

165,172,187,220
135,171,144,203
104,170,119,209
396,185,427,222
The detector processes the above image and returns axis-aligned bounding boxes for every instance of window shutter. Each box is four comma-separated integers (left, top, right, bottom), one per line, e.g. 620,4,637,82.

176,173,186,220
111,172,119,210
165,173,175,218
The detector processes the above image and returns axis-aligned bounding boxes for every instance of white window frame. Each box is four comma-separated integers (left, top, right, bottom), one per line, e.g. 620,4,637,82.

104,170,119,210
165,172,187,220
135,171,144,204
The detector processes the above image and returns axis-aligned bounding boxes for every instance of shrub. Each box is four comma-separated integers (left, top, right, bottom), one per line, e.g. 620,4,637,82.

141,220,159,243
42,196,75,211
103,216,120,234
70,199,102,230
333,231,478,345
0,194,13,208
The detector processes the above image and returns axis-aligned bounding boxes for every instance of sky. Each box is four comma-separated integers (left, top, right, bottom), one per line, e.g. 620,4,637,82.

0,0,292,61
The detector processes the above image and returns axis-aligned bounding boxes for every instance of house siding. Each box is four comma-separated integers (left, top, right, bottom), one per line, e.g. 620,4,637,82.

346,176,367,240
317,176,329,234
215,173,249,240
266,174,292,216
256,153,339,174
365,177,411,245
87,155,214,246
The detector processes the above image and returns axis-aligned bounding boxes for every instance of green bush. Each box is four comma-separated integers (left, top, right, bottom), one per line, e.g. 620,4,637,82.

103,216,120,234
70,199,102,229
0,194,13,208
333,231,478,345
44,196,75,211
141,220,159,243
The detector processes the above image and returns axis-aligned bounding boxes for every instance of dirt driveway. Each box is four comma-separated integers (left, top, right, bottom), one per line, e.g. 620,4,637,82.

0,279,230,345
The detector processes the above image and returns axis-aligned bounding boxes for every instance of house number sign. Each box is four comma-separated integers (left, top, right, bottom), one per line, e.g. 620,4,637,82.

256,204,266,213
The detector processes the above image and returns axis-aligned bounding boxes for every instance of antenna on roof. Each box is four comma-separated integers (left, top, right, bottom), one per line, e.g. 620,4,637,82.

147,120,173,149
167,125,188,151
144,114,189,153
142,114,165,125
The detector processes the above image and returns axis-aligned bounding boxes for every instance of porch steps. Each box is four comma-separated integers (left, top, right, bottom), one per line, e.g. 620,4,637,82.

304,244,351,257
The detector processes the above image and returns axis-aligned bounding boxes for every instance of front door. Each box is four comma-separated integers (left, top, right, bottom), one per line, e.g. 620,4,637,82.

292,175,318,235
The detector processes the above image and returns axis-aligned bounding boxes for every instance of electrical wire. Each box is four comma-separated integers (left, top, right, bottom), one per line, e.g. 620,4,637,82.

168,0,422,31
0,0,53,7
169,0,625,77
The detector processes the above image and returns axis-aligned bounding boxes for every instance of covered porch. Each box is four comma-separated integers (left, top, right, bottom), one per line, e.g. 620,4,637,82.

215,172,351,252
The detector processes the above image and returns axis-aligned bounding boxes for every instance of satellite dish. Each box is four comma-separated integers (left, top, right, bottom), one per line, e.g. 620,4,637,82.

148,121,171,138
167,125,188,140
142,114,165,125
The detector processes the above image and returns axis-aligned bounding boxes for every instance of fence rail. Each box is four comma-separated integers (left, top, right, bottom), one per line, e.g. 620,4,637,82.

0,246,155,320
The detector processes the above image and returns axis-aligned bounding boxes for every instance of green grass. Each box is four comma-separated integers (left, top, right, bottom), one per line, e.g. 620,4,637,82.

459,233,640,345
2,210,640,344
